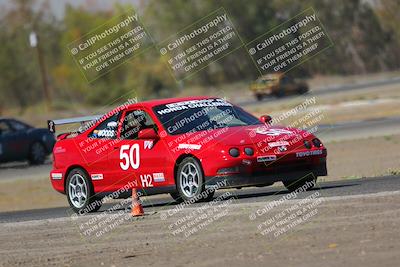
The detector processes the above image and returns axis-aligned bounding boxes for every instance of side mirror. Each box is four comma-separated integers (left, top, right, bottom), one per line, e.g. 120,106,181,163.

260,115,272,125
138,128,159,139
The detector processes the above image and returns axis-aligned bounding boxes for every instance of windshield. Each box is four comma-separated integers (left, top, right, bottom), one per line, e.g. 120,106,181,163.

153,98,262,135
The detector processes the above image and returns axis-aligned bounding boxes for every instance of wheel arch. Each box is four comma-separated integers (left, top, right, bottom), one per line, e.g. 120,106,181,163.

64,164,90,193
173,154,204,184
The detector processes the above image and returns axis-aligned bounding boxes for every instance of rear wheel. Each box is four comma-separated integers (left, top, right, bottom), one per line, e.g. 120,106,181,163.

28,142,46,165
66,168,102,214
274,90,285,98
255,94,263,101
173,157,214,203
283,176,317,192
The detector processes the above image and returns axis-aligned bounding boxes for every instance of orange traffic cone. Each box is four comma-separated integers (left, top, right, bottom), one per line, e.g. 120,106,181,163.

131,188,144,216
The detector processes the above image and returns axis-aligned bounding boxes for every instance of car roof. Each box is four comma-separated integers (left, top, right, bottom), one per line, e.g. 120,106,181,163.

0,117,14,122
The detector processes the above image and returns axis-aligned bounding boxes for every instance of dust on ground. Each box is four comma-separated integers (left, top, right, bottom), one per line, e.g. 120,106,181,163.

0,191,399,267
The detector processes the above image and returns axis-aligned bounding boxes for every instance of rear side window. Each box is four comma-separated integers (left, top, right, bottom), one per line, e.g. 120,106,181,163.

0,121,12,135
89,113,120,139
9,120,30,131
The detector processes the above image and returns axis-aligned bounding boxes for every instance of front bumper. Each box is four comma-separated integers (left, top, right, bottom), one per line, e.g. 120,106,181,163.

204,160,327,189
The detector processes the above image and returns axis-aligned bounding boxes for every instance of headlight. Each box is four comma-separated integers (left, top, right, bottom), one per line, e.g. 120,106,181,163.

244,147,254,156
312,138,322,147
303,140,312,149
229,148,240,157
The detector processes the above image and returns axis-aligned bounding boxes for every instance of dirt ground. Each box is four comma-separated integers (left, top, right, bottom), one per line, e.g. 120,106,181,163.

1,190,399,267
0,134,399,212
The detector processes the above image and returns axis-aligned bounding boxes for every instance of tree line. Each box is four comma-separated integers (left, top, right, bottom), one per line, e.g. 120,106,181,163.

0,0,399,112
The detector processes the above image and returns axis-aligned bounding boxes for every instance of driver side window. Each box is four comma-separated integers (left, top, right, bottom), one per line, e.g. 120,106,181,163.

0,121,12,135
121,110,156,140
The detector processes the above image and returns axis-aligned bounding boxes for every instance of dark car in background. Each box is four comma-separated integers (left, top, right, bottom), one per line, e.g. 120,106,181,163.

0,118,55,165
250,73,309,100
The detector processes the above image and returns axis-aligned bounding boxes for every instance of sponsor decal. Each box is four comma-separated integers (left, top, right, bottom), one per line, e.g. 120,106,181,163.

242,159,252,165
296,149,323,157
278,146,288,152
153,172,165,182
91,173,103,180
268,141,289,147
255,128,293,136
54,146,66,153
95,129,115,138
51,173,63,180
156,98,232,115
140,174,154,187
144,140,154,149
178,143,202,150
257,155,277,162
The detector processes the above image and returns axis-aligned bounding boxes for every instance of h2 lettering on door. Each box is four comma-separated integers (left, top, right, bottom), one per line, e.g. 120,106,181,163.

140,174,153,187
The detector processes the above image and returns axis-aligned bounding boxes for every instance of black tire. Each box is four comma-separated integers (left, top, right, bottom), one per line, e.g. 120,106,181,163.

28,142,46,165
283,175,317,192
66,168,102,214
201,190,215,202
297,86,308,94
170,192,183,203
174,157,214,203
275,90,285,98
255,94,263,101
170,190,215,203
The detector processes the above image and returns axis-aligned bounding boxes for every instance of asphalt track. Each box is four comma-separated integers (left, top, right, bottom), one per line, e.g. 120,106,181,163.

1,175,399,223
317,116,400,142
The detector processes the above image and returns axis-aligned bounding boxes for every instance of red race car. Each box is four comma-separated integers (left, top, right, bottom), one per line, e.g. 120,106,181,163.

49,96,327,213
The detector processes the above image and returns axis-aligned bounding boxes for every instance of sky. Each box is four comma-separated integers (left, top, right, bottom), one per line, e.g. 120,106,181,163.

0,0,142,18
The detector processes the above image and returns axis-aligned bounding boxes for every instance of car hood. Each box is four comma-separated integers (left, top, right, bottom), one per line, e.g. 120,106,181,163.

211,125,309,146
171,124,312,149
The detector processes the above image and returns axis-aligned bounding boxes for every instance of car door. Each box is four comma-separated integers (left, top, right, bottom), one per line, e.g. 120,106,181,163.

107,108,169,191
79,112,122,192
8,120,31,159
0,120,24,162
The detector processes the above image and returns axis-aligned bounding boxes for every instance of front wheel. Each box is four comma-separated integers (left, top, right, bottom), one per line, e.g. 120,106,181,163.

174,157,214,203
66,168,102,214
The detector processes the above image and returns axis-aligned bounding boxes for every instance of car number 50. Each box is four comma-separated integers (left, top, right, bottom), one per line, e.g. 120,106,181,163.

120,144,140,170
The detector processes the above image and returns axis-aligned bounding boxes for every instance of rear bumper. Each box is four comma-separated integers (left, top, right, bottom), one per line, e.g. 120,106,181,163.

205,161,327,188
50,169,65,193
